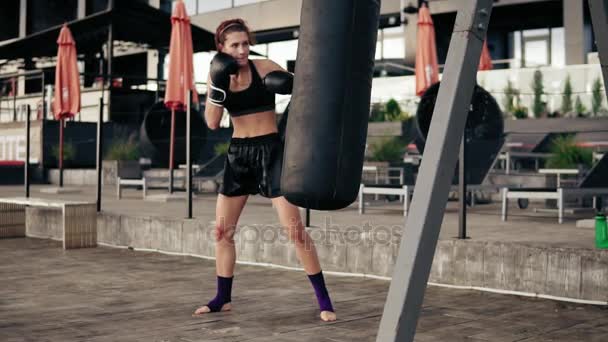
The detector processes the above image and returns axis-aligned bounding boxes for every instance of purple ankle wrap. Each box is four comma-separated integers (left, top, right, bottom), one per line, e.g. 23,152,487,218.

308,271,334,312
207,275,233,312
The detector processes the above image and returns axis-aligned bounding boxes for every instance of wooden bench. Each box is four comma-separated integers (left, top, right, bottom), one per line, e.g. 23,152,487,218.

359,183,499,216
117,177,148,199
0,197,97,249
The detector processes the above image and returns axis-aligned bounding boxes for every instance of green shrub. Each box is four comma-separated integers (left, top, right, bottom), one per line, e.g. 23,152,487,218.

369,102,385,122
512,106,528,119
531,70,544,118
369,137,404,162
561,75,573,114
575,95,587,117
546,135,592,169
369,99,410,122
503,80,520,114
105,139,140,161
214,142,230,156
52,142,76,161
384,99,403,121
592,77,604,116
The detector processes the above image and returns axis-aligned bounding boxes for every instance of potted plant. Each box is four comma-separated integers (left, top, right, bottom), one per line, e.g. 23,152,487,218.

102,136,141,185
531,69,545,118
546,135,592,170
591,77,606,116
51,142,77,168
368,99,411,137
544,135,593,208
512,105,528,119
214,142,230,156
364,137,407,185
502,80,520,116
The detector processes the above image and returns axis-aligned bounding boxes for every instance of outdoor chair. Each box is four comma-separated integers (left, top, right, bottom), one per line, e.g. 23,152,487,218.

501,153,608,223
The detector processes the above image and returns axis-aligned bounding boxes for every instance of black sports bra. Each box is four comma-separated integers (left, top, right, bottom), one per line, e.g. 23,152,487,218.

222,60,276,117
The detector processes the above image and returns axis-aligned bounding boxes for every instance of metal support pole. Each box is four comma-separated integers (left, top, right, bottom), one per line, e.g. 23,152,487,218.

187,91,193,219
96,97,104,212
458,134,468,239
59,119,64,187
376,1,493,341
169,108,175,194
13,81,17,121
305,208,311,227
107,22,113,121
25,105,31,198
589,0,608,99
41,72,46,120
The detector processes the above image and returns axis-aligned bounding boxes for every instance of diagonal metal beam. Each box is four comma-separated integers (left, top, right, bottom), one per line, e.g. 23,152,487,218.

589,0,608,99
375,1,494,341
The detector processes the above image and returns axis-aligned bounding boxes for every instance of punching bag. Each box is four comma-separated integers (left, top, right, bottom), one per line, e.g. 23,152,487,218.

281,0,380,210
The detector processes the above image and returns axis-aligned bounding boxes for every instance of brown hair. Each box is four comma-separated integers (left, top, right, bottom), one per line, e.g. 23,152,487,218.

215,18,255,51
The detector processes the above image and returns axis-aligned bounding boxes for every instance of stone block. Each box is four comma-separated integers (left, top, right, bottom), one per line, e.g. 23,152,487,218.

430,240,455,284
97,212,121,244
482,241,504,289
345,229,373,275
310,228,347,273
580,249,608,302
452,240,484,286
26,207,61,240
149,217,182,253
182,219,215,258
545,249,581,299
119,215,151,249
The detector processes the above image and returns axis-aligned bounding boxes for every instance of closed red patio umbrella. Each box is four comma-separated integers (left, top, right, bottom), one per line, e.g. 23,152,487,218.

415,3,439,97
478,40,493,71
53,24,81,187
164,0,198,193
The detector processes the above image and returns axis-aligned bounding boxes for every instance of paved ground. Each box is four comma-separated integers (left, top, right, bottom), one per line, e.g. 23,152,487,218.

0,185,598,249
2,238,608,342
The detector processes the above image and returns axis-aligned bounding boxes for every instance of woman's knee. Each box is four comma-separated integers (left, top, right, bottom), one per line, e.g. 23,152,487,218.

215,223,236,243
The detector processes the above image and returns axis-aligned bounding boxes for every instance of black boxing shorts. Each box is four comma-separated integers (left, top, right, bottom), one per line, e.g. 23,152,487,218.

219,132,283,198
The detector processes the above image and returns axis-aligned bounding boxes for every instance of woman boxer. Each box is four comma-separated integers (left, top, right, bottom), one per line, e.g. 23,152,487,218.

193,18,336,322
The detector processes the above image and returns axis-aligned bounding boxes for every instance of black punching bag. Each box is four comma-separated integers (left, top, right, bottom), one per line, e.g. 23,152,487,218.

281,0,380,210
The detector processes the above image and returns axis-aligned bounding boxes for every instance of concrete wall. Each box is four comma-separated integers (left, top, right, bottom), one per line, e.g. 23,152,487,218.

26,207,62,241
372,63,607,117
47,169,98,186
89,211,608,303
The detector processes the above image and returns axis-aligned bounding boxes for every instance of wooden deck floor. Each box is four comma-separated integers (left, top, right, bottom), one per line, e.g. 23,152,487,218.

2,238,607,341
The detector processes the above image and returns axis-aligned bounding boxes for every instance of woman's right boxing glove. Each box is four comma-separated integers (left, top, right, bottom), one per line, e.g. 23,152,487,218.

208,52,239,106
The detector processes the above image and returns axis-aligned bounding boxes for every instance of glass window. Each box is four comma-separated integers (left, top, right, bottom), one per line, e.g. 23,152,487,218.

193,52,214,85
524,39,549,67
172,0,197,14
512,31,522,68
234,0,266,5
375,26,405,60
250,43,269,58
376,32,383,60
197,0,231,13
522,28,550,38
267,40,298,69
551,27,565,67
382,25,404,36
383,37,404,59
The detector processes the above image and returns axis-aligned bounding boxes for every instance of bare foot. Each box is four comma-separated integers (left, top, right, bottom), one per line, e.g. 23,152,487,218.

192,302,232,316
320,310,337,322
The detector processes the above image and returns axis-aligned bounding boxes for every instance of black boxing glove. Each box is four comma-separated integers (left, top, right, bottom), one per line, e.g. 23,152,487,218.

263,70,294,95
208,52,238,106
